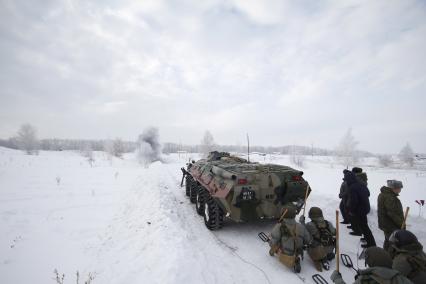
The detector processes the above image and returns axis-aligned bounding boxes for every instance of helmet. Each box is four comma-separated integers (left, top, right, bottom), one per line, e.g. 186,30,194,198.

308,207,323,218
389,230,418,247
281,205,297,219
364,247,392,268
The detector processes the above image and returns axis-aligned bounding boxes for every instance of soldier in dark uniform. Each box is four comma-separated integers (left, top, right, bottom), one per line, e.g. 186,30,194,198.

344,170,376,247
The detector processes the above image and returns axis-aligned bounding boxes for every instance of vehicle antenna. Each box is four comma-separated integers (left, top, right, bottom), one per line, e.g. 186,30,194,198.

247,133,250,162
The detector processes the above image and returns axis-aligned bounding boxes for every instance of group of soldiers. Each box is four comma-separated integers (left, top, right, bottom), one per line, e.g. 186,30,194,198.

267,167,426,284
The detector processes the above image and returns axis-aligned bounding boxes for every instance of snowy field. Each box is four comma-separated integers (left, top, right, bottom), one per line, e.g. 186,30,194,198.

1,147,425,284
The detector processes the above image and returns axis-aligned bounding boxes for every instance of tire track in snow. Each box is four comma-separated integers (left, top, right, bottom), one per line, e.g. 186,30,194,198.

158,163,276,283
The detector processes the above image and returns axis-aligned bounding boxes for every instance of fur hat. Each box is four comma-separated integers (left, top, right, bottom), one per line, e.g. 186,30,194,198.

352,167,363,174
387,180,403,189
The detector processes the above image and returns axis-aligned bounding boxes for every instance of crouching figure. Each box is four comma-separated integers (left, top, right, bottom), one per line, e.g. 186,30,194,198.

389,230,426,284
331,247,412,284
302,207,336,271
269,205,312,273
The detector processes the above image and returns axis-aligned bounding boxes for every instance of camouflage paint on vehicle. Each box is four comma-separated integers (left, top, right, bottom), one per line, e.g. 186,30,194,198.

183,151,311,229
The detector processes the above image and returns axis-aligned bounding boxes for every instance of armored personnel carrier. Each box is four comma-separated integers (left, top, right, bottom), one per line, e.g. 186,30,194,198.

181,151,311,230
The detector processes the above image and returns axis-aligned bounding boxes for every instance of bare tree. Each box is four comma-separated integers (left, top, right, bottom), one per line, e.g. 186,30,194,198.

81,143,95,167
290,145,306,168
335,128,359,168
103,138,125,159
112,138,125,158
200,130,216,157
399,143,415,167
16,123,39,155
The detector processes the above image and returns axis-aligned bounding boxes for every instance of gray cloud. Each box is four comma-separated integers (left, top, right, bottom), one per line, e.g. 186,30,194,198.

1,0,425,153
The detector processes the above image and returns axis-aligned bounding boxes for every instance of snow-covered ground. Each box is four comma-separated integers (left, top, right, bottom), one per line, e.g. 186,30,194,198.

1,148,425,284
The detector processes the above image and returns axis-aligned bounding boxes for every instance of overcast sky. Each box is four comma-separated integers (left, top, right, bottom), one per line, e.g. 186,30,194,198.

1,0,425,153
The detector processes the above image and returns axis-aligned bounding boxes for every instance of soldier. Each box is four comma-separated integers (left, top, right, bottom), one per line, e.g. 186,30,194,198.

301,207,336,271
378,180,404,251
389,230,426,284
339,176,351,225
344,169,376,247
340,167,365,235
330,247,412,284
269,205,312,273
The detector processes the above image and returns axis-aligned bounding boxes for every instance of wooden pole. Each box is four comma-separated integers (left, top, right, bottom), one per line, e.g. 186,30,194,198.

278,209,288,223
402,206,410,229
336,210,340,272
302,185,310,217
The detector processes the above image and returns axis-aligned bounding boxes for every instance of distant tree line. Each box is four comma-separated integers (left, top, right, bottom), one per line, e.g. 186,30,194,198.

0,137,136,153
0,125,420,170
162,142,336,156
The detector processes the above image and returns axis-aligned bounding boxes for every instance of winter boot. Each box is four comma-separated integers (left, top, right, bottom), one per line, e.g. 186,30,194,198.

294,257,301,273
321,259,330,271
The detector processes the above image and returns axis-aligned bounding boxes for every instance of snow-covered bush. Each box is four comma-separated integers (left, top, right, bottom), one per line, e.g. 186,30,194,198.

104,138,125,159
53,269,95,284
378,155,393,167
112,138,125,158
81,143,95,167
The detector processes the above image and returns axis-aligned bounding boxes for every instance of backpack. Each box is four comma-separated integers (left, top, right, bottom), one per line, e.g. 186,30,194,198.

360,267,413,284
406,254,426,279
314,221,335,247
280,223,303,257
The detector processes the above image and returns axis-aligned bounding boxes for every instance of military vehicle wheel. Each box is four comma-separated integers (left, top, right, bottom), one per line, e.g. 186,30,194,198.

195,187,205,216
189,181,197,203
203,195,224,230
185,176,192,197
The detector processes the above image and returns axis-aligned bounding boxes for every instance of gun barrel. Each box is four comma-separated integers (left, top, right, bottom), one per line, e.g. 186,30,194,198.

211,166,236,180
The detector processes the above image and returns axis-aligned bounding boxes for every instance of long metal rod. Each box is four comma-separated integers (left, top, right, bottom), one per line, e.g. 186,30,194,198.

247,133,250,162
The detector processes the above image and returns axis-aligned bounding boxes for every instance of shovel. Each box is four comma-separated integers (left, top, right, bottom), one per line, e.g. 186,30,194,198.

258,232,270,242
340,253,358,273
312,273,328,284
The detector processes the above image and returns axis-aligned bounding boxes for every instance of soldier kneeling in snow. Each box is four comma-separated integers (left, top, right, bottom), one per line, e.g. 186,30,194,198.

388,230,426,284
331,247,412,284
269,205,312,273
300,207,336,272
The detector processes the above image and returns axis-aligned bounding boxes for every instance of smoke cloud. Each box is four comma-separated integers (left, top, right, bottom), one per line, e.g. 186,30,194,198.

137,127,162,165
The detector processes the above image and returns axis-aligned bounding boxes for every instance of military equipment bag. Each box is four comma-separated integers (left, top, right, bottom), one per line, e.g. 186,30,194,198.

279,252,296,268
314,221,335,247
406,254,426,279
